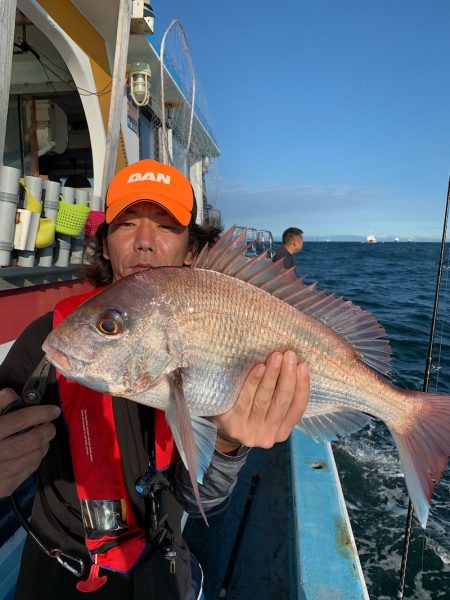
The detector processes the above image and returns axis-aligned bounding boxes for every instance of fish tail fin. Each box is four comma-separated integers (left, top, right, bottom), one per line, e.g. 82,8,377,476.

389,391,450,528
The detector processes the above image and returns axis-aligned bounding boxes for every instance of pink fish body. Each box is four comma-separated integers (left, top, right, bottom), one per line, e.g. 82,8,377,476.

43,227,450,526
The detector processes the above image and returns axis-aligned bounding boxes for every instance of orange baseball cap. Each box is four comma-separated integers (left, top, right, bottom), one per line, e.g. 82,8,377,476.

105,159,195,226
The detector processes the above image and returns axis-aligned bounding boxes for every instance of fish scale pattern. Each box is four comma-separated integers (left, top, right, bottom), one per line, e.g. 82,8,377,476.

147,267,383,420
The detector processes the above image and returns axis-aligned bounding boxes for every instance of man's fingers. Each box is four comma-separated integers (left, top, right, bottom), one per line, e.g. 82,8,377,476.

248,352,283,424
0,445,50,497
264,351,298,428
0,405,60,441
208,352,310,451
0,388,21,413
277,362,310,441
0,405,57,497
231,362,266,419
0,421,57,462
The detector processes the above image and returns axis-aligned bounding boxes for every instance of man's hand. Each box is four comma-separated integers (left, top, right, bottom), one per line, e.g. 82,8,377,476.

212,351,309,454
0,388,60,498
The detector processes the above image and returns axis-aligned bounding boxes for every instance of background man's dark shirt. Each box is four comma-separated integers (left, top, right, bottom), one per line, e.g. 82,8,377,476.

272,245,295,269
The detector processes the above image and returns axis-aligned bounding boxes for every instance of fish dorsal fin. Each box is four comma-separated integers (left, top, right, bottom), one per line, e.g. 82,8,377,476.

194,226,392,376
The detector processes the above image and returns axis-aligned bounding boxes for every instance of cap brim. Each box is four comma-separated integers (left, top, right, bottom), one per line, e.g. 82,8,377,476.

106,191,192,226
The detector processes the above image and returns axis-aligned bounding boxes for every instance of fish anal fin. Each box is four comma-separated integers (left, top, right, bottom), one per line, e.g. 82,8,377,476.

297,410,372,443
165,370,216,524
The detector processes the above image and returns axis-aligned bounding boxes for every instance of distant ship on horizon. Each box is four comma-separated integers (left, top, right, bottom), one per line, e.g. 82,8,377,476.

366,234,377,244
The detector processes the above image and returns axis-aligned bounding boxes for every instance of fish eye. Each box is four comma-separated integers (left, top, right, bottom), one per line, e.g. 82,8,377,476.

96,309,125,336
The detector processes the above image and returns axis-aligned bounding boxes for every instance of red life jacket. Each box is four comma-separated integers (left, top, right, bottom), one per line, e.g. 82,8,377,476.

53,289,178,589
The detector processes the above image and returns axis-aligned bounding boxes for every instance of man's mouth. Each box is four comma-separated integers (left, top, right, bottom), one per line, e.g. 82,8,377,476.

129,264,153,272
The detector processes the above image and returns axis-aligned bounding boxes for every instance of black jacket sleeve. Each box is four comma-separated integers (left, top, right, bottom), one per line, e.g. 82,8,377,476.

0,312,53,394
174,447,250,514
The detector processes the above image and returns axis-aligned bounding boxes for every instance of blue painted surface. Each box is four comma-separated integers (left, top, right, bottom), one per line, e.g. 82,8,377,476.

0,528,25,600
290,429,369,600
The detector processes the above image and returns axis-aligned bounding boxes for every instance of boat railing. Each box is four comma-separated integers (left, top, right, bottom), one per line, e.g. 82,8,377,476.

290,429,369,599
257,229,275,258
234,226,275,258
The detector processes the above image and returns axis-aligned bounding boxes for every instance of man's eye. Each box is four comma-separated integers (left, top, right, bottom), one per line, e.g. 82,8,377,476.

96,310,125,335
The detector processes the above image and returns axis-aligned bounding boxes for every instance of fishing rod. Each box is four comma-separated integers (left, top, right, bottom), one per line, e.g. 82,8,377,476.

217,474,260,600
397,177,450,600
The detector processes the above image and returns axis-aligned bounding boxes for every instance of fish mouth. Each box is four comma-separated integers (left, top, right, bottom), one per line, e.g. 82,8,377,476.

42,340,86,378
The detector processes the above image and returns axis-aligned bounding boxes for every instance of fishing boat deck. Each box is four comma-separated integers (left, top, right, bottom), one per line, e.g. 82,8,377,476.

184,431,369,600
184,441,298,600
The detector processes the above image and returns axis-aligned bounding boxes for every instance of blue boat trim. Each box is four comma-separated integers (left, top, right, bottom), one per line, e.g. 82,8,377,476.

0,526,26,600
290,429,369,600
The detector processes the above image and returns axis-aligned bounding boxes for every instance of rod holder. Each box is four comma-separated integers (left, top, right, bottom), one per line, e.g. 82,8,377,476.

17,175,43,267
0,166,21,267
37,179,61,267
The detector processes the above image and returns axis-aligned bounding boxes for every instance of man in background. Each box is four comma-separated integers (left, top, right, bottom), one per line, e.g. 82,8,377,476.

272,227,303,269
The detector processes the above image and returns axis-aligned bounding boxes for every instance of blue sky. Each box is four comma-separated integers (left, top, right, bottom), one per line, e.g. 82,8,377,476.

152,1,450,240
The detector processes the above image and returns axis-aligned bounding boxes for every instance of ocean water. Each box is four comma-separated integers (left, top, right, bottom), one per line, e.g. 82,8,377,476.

293,241,450,600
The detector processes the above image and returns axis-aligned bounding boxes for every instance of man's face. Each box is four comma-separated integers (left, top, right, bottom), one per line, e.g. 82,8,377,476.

294,235,304,254
103,201,194,282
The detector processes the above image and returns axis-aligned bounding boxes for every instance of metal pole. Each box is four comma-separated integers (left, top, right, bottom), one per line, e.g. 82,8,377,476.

397,177,450,599
100,0,132,198
0,0,17,165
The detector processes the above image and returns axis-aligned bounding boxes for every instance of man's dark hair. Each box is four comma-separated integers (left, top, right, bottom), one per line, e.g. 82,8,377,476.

282,227,303,246
80,218,223,286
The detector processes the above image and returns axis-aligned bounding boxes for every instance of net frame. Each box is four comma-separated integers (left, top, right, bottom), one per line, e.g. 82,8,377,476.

159,19,196,169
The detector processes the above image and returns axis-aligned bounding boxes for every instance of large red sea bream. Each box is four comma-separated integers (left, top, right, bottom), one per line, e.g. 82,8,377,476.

43,227,450,525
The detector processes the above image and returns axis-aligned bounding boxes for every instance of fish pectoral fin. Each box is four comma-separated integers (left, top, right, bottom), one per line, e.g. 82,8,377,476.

297,410,372,443
165,369,216,524
150,357,181,387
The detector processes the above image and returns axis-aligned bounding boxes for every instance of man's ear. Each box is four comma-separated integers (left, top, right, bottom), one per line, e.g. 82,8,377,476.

102,238,110,261
183,249,194,266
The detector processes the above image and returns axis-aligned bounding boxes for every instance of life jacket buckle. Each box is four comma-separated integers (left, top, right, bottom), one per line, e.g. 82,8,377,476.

135,465,158,497
49,548,85,577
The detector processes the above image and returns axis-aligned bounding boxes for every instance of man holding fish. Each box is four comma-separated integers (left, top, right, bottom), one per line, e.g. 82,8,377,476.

0,159,310,599
35,163,450,539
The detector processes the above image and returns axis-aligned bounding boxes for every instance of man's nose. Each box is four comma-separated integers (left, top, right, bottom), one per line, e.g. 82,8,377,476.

134,221,155,251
